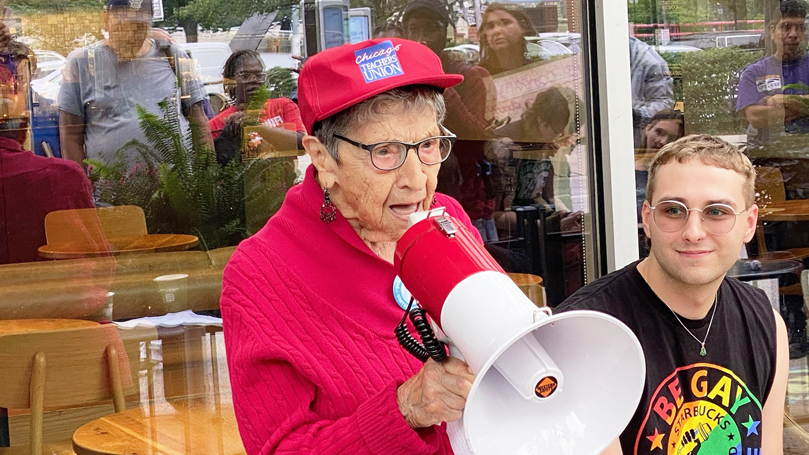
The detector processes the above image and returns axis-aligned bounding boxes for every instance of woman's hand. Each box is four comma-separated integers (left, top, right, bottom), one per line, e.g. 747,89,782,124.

397,357,475,429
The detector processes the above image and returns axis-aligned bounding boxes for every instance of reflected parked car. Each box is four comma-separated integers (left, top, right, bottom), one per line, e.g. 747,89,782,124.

679,32,763,51
443,44,480,64
653,44,702,54
32,50,66,81
443,39,573,65
535,33,582,53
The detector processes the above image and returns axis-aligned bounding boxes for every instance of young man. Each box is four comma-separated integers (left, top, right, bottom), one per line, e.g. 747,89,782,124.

737,0,809,145
557,134,788,455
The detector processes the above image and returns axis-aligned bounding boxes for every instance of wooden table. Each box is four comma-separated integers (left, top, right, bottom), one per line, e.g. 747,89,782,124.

38,234,199,259
0,319,98,335
758,200,809,222
72,396,246,455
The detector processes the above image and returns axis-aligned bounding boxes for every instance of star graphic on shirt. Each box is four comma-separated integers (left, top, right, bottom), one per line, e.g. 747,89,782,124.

728,433,735,441
742,415,760,436
647,428,665,450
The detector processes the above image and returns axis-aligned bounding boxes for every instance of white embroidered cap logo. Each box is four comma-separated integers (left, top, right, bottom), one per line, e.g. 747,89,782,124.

128,0,144,9
353,40,404,84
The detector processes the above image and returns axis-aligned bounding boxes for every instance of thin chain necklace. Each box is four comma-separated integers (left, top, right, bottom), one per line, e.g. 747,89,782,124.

668,293,718,357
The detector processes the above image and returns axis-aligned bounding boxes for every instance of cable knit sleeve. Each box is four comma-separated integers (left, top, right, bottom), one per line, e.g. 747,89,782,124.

220,244,443,455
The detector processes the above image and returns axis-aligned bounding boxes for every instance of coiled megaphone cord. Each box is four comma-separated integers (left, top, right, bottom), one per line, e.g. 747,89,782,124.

395,297,447,363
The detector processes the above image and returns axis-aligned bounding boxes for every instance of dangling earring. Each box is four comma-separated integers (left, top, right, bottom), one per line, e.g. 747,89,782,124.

320,187,337,223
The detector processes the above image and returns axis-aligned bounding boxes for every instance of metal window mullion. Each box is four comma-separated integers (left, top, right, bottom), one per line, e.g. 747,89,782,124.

590,0,640,272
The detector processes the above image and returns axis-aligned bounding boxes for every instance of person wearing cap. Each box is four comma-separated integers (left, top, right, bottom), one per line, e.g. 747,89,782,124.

0,36,95,264
221,38,481,455
58,0,212,167
402,0,499,242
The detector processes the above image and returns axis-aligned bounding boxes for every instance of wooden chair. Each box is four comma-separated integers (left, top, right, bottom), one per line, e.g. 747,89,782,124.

753,167,809,262
43,206,147,246
0,324,128,455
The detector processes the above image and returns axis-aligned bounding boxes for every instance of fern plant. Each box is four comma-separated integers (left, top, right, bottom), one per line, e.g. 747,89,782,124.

88,98,250,250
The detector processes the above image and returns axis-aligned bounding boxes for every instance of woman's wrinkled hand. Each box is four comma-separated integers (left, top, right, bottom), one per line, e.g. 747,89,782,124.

397,357,475,429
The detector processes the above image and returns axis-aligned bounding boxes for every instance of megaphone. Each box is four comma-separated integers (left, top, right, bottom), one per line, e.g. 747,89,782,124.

394,209,646,455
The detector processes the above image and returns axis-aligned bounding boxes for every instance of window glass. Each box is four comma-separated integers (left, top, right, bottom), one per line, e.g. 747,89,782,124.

629,0,809,435
0,0,601,452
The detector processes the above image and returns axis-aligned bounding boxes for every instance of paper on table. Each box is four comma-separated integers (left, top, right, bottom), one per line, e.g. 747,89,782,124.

114,310,222,329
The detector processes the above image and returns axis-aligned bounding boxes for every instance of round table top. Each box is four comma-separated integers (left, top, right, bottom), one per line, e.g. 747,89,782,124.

758,199,809,222
73,396,246,455
728,258,803,281
38,234,199,259
0,319,98,335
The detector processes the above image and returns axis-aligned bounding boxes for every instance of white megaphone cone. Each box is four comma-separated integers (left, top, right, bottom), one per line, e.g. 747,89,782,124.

394,209,646,455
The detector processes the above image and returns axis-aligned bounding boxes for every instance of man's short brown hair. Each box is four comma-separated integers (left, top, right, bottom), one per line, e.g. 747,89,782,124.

646,134,756,207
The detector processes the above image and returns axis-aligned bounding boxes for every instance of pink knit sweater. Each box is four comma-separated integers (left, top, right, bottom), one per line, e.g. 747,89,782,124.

221,165,480,455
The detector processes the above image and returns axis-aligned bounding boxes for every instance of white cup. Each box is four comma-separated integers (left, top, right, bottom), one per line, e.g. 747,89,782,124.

153,274,189,312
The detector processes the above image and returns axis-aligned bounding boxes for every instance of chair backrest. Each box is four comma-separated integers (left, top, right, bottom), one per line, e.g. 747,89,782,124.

755,166,786,204
44,206,148,245
0,324,128,455
752,167,786,255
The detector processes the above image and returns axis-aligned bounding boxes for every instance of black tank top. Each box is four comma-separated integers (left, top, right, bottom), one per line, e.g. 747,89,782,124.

557,261,777,455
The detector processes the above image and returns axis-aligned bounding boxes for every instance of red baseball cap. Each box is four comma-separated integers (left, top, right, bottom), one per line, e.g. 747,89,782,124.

297,38,463,134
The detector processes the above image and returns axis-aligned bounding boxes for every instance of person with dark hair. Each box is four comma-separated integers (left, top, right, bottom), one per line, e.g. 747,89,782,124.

208,50,304,165
478,3,536,75
635,108,685,212
373,21,404,38
402,0,497,242
639,108,684,151
494,86,570,209
0,32,94,264
737,0,809,144
58,0,212,167
635,109,686,255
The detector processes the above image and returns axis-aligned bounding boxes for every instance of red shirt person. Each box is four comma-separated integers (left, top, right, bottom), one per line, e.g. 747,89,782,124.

0,39,94,264
208,50,304,166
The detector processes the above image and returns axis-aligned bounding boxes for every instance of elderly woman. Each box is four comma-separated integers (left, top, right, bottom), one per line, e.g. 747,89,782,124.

221,38,480,455
478,3,537,75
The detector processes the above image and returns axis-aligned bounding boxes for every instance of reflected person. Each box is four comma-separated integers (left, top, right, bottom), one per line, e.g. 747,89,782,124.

0,38,94,264
478,3,537,75
635,108,684,219
58,0,212,167
737,0,809,145
221,38,479,454
209,49,304,166
629,37,674,148
403,0,498,241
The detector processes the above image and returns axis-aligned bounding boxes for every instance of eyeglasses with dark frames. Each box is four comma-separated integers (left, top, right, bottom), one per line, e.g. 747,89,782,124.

234,71,267,83
333,126,456,171
649,200,748,236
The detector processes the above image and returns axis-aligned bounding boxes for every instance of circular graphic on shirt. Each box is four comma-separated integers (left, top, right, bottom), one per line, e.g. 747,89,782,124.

634,363,762,455
392,276,417,311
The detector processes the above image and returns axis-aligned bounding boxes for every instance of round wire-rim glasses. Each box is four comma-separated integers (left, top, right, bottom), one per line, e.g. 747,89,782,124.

649,200,748,236
333,126,457,171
